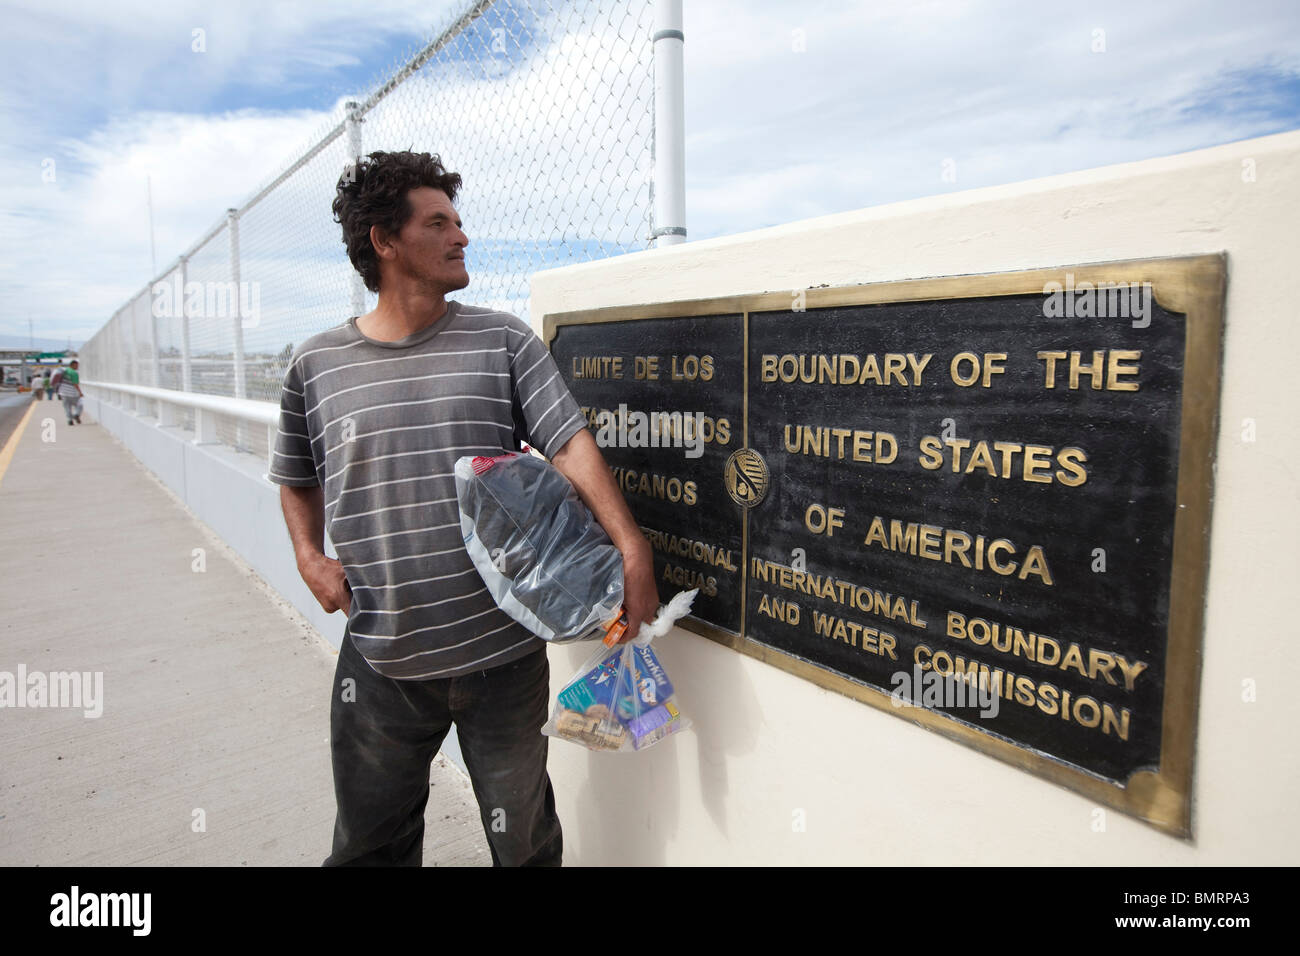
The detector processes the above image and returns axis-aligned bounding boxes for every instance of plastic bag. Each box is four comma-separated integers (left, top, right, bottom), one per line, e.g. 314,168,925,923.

543,590,697,753
455,450,624,643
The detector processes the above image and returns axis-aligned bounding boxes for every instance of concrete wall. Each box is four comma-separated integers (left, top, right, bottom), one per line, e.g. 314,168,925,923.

530,130,1300,864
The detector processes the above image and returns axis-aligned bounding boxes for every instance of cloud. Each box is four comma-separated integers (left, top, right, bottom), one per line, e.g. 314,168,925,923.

681,0,1300,238
0,106,341,344
0,0,466,343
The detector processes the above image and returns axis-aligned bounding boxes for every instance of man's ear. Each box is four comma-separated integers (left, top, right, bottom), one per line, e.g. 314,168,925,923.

370,223,396,262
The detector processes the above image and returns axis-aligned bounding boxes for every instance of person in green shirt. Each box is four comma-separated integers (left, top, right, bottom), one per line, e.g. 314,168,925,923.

57,359,83,425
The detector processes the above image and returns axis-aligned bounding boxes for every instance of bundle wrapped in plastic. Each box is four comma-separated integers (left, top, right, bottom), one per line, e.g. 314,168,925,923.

543,590,697,753
454,450,624,643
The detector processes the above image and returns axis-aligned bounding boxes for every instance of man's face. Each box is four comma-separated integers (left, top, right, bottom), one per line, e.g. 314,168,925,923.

387,186,470,295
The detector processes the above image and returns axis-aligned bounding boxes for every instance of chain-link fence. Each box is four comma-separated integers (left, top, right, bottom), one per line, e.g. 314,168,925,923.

80,0,658,461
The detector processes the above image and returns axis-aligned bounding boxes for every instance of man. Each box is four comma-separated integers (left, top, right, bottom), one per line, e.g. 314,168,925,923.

57,360,83,424
269,150,658,867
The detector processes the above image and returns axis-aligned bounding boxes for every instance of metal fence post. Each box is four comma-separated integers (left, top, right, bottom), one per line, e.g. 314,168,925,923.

148,287,161,389
149,271,178,426
228,209,247,450
228,209,246,401
125,303,139,413
113,313,124,405
344,100,367,319
180,255,193,395
652,0,686,248
111,313,124,406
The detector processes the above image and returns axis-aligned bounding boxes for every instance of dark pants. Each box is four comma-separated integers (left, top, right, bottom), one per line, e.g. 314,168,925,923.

323,631,562,867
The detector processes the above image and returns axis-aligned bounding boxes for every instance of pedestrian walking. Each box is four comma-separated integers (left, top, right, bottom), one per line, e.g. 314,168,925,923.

57,359,83,425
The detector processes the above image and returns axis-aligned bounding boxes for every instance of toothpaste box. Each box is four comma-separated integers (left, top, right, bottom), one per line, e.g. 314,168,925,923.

558,643,675,723
628,699,685,750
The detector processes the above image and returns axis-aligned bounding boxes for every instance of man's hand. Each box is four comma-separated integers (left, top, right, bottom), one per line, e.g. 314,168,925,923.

299,550,352,614
619,538,660,644
280,484,351,615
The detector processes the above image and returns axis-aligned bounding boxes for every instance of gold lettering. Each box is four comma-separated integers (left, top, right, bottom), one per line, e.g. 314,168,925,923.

1088,650,1116,685
1068,350,1106,390
1055,447,1088,486
1038,350,1067,389
876,432,898,464
944,531,972,568
1114,655,1148,691
918,436,943,470
992,441,1021,478
1019,546,1053,585
1106,349,1141,391
1022,444,1054,483
950,352,980,387
965,441,997,476
906,353,932,384
1060,643,1088,677
918,525,942,560
883,353,908,385
987,539,1016,575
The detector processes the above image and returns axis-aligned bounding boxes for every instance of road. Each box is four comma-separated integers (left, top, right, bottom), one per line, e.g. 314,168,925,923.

0,391,37,451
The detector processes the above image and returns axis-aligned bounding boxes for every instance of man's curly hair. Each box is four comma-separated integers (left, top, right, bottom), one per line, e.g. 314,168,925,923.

332,150,463,293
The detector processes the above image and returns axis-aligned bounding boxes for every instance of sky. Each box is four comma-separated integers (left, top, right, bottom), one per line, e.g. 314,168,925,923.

1,0,1298,350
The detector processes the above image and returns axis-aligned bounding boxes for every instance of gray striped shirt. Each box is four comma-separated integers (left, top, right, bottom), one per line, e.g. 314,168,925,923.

269,301,587,679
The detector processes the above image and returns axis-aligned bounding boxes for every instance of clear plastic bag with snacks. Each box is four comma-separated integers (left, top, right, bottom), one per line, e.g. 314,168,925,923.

543,590,697,753
454,450,624,643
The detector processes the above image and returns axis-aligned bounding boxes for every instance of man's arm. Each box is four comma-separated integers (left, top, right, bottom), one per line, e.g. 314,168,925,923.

549,428,659,642
280,484,351,614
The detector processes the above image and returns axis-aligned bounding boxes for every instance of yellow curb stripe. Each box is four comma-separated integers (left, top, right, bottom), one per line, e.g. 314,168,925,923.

0,402,38,492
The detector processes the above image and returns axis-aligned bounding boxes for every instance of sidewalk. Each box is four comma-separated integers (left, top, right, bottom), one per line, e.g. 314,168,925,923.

0,405,489,866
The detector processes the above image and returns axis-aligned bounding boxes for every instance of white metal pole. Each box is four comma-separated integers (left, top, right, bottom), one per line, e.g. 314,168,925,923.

228,209,246,401
119,312,130,404
148,282,162,390
126,302,139,413
344,101,368,318
149,267,177,426
228,209,247,450
652,0,686,247
180,255,192,393
114,312,126,406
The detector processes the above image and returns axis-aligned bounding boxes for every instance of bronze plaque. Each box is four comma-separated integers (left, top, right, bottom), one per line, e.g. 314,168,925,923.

544,255,1225,838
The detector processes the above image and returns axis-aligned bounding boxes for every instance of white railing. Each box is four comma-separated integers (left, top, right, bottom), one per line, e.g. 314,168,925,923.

85,381,280,472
